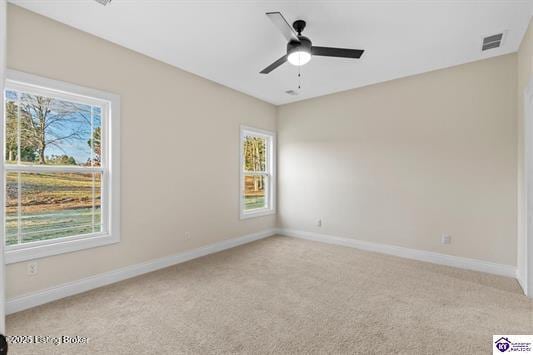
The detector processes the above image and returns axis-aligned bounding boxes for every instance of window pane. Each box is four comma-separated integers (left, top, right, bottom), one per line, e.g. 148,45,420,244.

18,93,93,166
90,106,102,167
5,100,18,164
5,173,19,246
19,172,102,244
93,173,102,233
244,174,267,210
243,135,267,172
5,89,17,101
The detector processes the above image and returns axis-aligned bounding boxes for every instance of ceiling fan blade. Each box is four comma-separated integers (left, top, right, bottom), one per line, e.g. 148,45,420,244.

266,12,299,42
311,46,364,59
260,55,288,74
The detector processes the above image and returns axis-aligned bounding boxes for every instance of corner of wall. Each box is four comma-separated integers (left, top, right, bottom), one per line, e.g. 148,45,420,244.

516,16,533,297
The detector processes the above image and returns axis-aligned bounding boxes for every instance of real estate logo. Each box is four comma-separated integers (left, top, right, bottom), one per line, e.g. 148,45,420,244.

495,337,511,352
493,335,533,354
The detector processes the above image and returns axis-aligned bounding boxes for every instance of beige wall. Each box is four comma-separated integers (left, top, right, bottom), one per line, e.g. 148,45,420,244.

517,18,533,287
278,54,518,266
6,5,276,299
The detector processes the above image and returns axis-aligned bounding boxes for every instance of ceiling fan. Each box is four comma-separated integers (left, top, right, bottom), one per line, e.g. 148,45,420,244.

260,12,365,74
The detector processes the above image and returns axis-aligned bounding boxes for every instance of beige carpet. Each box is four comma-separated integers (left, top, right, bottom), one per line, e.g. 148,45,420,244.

6,236,533,354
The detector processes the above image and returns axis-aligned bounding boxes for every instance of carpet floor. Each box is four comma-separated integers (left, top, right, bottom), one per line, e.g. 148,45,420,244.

6,236,533,354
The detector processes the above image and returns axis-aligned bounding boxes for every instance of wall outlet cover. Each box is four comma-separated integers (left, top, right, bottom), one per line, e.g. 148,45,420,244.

27,262,38,276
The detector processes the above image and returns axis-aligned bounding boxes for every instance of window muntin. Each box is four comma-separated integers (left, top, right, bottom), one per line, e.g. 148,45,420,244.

4,85,108,248
240,127,275,218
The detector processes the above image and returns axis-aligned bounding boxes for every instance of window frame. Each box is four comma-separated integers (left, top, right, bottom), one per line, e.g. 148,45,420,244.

3,70,120,264
239,125,276,219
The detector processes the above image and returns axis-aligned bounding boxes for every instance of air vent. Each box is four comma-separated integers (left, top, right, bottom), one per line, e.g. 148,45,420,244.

482,33,504,51
93,0,112,5
285,90,298,96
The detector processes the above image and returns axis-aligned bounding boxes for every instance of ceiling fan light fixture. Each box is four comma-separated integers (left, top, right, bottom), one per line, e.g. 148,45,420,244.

287,50,311,66
286,36,312,67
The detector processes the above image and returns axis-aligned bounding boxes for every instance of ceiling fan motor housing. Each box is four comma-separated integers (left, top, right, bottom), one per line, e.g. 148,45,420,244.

287,36,312,56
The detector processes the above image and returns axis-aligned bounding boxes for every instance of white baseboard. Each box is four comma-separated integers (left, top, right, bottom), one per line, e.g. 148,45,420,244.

7,227,519,315
277,228,517,278
517,268,528,296
6,229,275,315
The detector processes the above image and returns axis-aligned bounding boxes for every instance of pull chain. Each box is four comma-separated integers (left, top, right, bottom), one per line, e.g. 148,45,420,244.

298,66,302,90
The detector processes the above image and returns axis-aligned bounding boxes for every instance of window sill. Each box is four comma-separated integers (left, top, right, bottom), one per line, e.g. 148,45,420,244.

240,209,276,220
5,233,120,264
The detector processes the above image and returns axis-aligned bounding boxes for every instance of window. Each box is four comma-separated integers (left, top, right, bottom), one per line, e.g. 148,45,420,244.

3,70,120,263
240,126,275,219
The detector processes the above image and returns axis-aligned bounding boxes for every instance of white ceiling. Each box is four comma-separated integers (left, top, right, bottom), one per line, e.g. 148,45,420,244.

9,0,533,105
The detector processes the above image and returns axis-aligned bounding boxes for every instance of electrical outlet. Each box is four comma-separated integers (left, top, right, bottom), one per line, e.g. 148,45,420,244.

27,262,38,276
184,232,191,240
441,234,451,245
316,219,322,227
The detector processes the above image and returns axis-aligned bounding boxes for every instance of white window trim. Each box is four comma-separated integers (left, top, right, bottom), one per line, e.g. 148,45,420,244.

239,125,276,220
3,69,121,264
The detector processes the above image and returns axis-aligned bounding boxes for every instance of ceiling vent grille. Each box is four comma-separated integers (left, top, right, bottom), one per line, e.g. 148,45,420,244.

93,0,112,5
482,33,503,51
285,90,299,96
